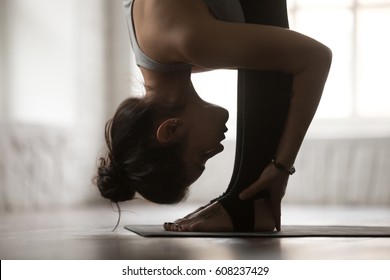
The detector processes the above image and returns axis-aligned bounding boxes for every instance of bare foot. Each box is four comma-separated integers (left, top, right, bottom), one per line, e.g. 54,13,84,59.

163,199,275,232
171,201,214,224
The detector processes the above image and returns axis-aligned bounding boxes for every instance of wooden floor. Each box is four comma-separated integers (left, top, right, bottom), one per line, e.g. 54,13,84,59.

1,201,390,260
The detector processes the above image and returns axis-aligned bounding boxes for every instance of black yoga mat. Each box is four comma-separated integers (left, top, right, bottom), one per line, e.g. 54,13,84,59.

125,225,390,238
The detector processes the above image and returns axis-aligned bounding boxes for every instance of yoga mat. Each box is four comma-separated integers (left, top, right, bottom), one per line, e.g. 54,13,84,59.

125,225,390,238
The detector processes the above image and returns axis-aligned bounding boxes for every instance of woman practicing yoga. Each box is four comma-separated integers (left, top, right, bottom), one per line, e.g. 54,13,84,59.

95,0,331,232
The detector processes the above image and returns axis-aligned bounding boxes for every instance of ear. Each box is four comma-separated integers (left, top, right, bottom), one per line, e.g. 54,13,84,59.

156,118,184,144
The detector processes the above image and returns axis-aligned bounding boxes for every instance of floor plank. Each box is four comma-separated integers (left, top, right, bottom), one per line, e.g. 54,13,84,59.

1,202,389,259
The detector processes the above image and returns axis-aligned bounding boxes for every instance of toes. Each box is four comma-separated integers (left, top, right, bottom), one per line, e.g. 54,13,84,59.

165,220,200,232
163,222,173,231
165,218,200,232
163,222,181,231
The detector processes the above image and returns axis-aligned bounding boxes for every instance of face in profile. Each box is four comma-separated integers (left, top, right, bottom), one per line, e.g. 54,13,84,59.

179,91,229,186
155,89,229,197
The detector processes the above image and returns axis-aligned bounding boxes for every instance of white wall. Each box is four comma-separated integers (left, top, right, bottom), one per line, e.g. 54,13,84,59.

0,0,134,212
189,137,390,206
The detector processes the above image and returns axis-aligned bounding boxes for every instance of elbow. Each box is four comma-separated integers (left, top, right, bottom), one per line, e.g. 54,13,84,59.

292,42,332,80
291,43,332,99
286,40,332,77
318,44,332,71
309,43,332,75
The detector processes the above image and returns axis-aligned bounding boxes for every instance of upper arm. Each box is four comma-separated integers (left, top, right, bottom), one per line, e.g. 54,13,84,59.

138,0,330,74
176,19,329,75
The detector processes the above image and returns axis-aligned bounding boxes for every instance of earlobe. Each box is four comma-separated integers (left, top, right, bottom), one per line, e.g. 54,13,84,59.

156,118,184,144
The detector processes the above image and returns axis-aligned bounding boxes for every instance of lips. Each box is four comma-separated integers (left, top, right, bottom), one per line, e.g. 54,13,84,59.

221,126,227,140
204,143,224,163
203,129,227,164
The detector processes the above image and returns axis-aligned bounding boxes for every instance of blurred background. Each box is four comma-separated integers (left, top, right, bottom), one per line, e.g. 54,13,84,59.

1,0,389,214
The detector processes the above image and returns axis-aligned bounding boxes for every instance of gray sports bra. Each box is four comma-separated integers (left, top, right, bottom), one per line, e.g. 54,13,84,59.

123,0,245,72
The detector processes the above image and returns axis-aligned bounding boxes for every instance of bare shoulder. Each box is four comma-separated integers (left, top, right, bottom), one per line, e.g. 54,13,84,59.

134,0,328,73
142,0,211,19
133,0,214,64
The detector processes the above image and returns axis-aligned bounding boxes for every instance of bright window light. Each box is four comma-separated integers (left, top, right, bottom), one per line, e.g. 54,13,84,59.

192,0,390,138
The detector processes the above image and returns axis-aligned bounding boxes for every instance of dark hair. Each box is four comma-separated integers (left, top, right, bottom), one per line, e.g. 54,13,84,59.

94,96,189,204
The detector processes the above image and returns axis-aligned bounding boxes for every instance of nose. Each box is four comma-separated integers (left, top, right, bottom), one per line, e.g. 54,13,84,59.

213,105,229,124
201,99,229,123
221,107,229,123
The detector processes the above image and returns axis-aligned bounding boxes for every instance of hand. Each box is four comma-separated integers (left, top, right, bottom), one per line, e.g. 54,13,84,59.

239,163,289,231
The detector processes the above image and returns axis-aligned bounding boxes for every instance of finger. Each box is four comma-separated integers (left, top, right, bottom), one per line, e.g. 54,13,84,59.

270,196,282,231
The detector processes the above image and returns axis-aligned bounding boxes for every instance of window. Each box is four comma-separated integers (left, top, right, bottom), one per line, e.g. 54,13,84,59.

193,0,390,138
0,0,78,125
0,0,108,127
290,0,390,119
3,0,389,134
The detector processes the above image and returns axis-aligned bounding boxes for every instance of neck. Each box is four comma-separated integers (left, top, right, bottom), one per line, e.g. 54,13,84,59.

141,68,194,105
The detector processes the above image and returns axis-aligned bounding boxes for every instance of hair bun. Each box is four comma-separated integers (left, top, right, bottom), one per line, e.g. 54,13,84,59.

96,157,136,203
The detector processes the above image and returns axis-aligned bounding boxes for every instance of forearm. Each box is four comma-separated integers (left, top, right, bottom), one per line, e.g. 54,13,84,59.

275,51,332,168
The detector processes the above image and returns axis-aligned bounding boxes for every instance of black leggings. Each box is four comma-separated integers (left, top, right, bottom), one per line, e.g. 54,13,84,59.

218,0,293,231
